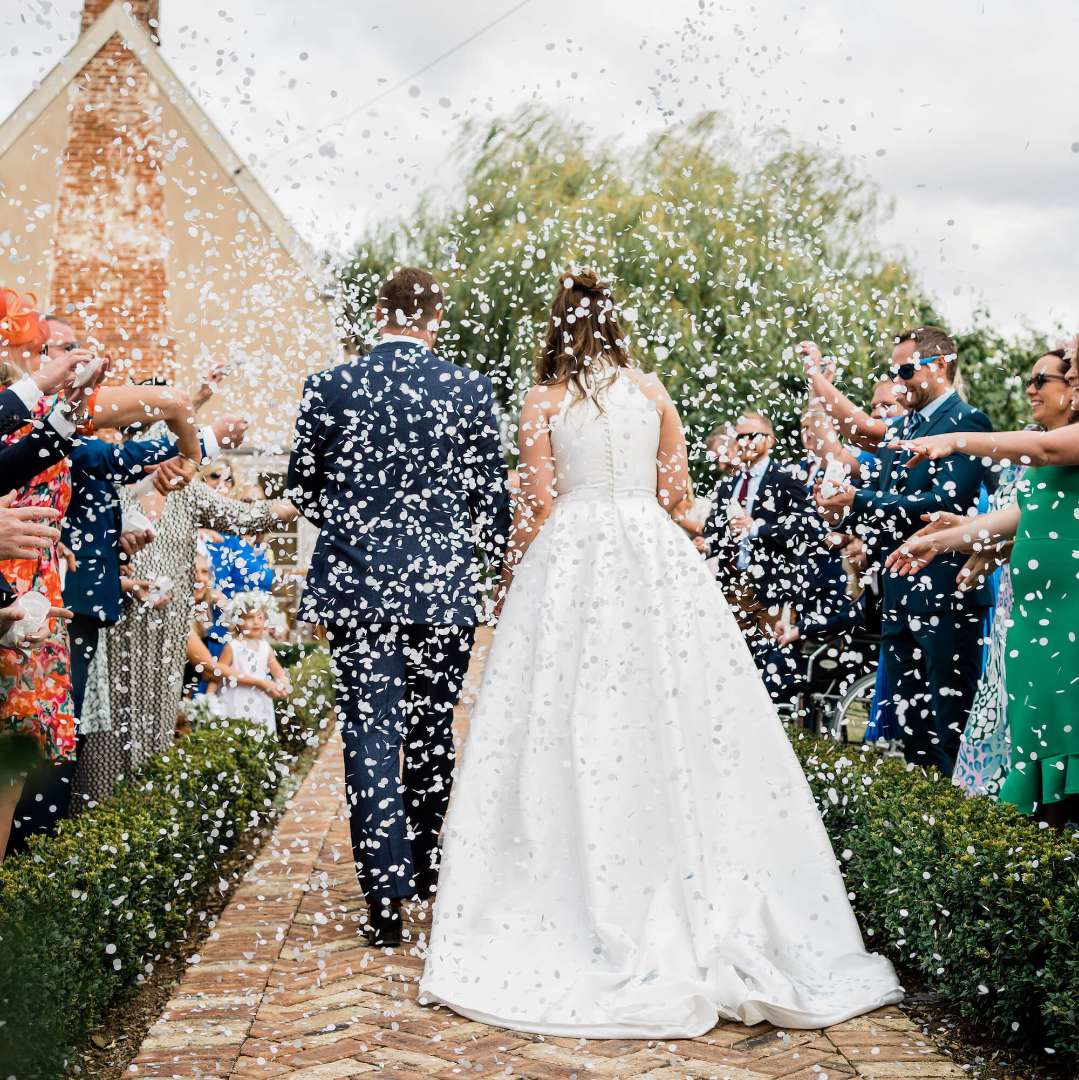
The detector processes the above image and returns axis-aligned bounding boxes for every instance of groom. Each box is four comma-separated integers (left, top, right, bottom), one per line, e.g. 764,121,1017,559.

287,266,509,946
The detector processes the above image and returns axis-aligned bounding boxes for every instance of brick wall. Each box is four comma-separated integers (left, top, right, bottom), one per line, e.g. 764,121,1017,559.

82,0,161,37
49,24,174,383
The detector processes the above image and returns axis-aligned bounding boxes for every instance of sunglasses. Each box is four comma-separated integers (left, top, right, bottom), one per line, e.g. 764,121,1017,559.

735,431,771,443
890,355,942,381
1026,373,1069,391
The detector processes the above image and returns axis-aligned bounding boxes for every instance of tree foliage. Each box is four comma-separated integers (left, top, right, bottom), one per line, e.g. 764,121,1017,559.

337,109,1044,478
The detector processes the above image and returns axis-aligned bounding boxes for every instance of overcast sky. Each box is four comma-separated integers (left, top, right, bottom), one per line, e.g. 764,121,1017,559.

3,0,1078,336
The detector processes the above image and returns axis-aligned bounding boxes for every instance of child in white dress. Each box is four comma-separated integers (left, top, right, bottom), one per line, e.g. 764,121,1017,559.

214,591,289,738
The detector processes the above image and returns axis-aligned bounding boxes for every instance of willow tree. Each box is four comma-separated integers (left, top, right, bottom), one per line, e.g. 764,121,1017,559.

338,109,937,473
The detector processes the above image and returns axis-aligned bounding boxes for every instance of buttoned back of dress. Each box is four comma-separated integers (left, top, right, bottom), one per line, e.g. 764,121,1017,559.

549,370,659,503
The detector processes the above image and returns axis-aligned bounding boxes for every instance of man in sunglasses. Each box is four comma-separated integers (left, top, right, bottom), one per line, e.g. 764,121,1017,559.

700,411,820,646
806,327,994,776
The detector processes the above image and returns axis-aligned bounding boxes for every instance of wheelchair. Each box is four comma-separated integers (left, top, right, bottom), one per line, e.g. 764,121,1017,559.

771,629,882,745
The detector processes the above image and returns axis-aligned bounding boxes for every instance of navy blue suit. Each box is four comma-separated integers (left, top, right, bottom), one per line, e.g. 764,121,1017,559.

702,460,823,607
847,392,993,773
287,339,509,906
62,435,178,712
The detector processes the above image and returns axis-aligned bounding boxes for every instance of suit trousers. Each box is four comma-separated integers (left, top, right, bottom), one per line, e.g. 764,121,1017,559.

881,605,986,775
326,622,475,908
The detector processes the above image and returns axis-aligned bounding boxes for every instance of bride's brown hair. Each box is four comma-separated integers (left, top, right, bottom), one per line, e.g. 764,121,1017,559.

535,269,632,398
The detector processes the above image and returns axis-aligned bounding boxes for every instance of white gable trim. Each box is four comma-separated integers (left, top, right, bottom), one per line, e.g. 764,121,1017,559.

0,0,328,288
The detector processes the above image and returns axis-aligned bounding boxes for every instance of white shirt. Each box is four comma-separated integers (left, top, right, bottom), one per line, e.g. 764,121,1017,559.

917,388,955,426
378,333,429,350
741,455,771,519
734,456,771,570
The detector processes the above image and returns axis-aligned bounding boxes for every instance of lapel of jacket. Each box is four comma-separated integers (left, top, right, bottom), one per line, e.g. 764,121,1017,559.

918,392,963,438
888,394,963,493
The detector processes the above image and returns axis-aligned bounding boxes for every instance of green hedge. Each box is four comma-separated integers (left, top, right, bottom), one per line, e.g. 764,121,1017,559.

790,732,1079,1064
275,647,335,755
0,652,335,1080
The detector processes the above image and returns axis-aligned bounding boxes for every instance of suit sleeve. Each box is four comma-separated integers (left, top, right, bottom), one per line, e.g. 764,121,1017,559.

754,471,823,549
702,478,738,559
69,435,177,484
848,410,992,541
0,386,33,438
286,373,328,527
0,418,72,495
461,376,510,565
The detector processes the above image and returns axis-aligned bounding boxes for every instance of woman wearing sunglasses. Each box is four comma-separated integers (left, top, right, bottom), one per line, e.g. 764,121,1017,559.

890,345,1079,826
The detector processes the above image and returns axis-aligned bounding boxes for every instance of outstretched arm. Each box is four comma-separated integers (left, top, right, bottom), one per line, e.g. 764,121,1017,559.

92,386,201,466
904,423,1079,469
885,503,1021,577
802,404,866,480
799,342,889,451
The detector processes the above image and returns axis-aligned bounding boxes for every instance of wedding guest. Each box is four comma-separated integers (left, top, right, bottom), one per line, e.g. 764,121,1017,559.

676,426,734,539
700,411,820,642
814,326,993,775
212,591,290,738
799,366,909,745
756,546,864,712
891,346,1079,825
74,449,296,804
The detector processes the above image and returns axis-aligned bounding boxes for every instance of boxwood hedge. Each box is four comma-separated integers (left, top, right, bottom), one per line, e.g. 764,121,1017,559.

790,731,1079,1065
0,653,335,1080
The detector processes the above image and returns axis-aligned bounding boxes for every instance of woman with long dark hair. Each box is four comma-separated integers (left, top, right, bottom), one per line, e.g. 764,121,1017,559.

420,269,901,1037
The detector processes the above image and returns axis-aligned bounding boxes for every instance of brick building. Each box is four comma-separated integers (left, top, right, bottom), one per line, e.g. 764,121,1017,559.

0,0,337,456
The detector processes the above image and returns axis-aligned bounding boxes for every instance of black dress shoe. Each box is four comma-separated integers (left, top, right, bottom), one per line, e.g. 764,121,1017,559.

362,899,402,947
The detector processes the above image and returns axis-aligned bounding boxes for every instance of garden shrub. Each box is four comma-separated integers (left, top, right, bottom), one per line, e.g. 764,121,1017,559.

790,732,1079,1064
0,652,335,1079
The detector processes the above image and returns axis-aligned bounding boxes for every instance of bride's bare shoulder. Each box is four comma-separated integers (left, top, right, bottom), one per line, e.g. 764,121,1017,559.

622,367,672,407
522,382,570,415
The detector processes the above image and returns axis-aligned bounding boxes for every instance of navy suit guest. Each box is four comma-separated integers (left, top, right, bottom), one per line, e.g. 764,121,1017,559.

815,326,994,775
756,548,864,708
700,411,821,638
287,266,509,947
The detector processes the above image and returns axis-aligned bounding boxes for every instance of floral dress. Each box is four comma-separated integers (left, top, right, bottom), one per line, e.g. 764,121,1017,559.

951,469,1022,797
0,398,78,763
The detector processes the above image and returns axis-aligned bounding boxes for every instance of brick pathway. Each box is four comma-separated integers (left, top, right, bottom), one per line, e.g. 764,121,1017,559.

130,638,966,1080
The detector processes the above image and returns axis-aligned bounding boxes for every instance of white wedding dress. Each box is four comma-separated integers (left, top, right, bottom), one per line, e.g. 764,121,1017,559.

419,371,902,1038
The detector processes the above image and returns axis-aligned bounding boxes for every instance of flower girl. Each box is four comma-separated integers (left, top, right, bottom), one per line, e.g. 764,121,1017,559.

213,591,289,737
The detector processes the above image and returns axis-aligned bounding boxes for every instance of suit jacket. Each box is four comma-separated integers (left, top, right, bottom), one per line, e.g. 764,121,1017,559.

799,548,864,640
702,460,823,605
0,415,72,496
62,435,179,625
848,392,994,615
0,382,36,437
287,340,510,627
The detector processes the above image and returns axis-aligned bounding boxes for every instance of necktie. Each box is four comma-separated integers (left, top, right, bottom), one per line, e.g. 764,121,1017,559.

736,471,751,505
901,410,924,442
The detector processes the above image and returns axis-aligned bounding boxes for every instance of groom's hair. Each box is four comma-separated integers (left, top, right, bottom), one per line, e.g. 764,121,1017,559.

378,266,443,330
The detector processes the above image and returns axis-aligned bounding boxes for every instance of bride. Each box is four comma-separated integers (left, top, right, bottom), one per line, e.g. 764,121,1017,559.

418,270,902,1038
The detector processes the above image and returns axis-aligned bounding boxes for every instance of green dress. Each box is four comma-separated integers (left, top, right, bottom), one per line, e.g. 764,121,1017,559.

998,465,1079,813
